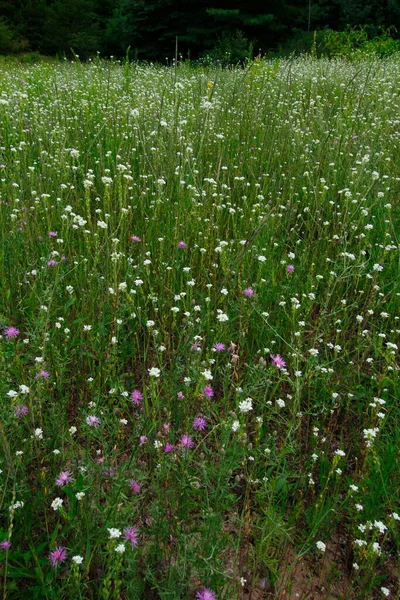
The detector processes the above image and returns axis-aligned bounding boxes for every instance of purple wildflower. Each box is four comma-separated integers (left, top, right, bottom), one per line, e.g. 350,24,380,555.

86,415,100,427
139,435,148,446
36,370,50,379
164,443,174,453
203,386,214,398
55,471,74,487
49,546,67,568
180,434,194,449
287,264,295,273
177,392,185,400
102,467,115,477
191,341,202,351
4,326,19,339
270,354,286,370
177,241,187,249
0,540,11,551
196,589,217,600
129,480,141,493
193,417,207,431
131,389,143,405
15,404,28,418
213,342,226,351
131,235,141,242
243,287,254,298
48,231,57,238
47,259,58,267
124,526,139,548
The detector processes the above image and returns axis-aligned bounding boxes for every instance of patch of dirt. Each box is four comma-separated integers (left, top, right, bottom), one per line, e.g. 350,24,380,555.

237,534,352,600
275,539,351,600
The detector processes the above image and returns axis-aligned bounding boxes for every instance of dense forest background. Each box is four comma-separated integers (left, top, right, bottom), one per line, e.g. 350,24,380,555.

1,0,400,60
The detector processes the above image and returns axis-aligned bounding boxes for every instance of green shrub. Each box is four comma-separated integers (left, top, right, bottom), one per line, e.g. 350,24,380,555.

204,30,253,66
0,18,28,55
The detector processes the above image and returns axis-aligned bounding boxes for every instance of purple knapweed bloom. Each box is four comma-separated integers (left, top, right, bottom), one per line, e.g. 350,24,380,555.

0,540,11,550
130,235,141,242
47,259,58,267
4,326,19,339
36,370,50,379
124,526,139,548
164,443,174,453
243,287,254,298
131,389,143,405
49,546,67,568
48,232,58,238
270,354,286,370
180,434,194,449
55,471,74,487
213,342,226,351
287,264,295,273
129,480,141,493
196,589,217,600
203,386,214,398
15,404,28,418
86,415,100,427
193,416,207,431
102,467,115,477
177,241,187,249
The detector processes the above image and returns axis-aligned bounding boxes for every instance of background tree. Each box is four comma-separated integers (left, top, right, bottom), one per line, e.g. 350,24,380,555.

0,0,400,58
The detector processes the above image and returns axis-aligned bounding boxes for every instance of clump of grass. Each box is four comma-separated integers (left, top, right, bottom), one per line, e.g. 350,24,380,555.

0,55,399,599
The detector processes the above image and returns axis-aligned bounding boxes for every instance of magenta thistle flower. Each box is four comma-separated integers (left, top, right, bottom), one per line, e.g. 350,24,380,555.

213,342,226,351
55,471,74,487
86,415,100,427
286,264,295,273
102,467,115,477
193,416,207,431
131,389,143,405
48,231,58,238
47,259,58,267
270,354,286,370
0,540,11,551
15,404,28,418
49,546,67,568
164,443,174,453
180,434,194,449
203,386,214,398
129,480,141,493
196,589,217,600
130,235,141,242
4,326,19,339
36,370,50,379
243,287,254,298
177,241,187,249
124,526,139,548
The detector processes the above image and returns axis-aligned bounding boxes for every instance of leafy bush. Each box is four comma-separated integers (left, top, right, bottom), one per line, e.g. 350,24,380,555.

204,30,253,66
0,18,27,55
320,26,400,58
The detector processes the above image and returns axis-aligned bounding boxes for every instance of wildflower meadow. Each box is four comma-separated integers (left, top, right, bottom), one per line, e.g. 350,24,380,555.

0,55,399,599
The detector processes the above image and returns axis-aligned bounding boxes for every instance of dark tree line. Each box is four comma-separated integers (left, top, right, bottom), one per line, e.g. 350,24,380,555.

1,0,400,59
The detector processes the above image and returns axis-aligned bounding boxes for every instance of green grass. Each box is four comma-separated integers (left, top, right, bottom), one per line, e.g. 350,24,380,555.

0,54,399,599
